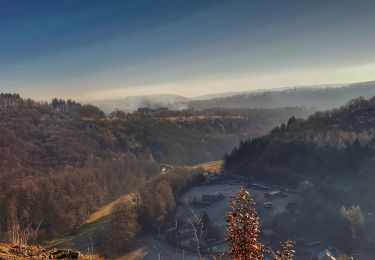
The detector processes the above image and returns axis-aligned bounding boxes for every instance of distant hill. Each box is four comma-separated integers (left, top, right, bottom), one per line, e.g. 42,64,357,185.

90,94,190,113
88,81,375,113
192,83,347,100
189,81,375,110
193,91,256,100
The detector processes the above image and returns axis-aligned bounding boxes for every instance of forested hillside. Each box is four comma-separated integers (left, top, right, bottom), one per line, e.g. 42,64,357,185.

120,107,315,164
0,94,313,242
189,81,375,110
0,94,159,240
224,96,375,254
225,96,375,186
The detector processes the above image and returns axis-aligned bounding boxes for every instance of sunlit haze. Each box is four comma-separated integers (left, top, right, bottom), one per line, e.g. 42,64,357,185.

1,0,375,101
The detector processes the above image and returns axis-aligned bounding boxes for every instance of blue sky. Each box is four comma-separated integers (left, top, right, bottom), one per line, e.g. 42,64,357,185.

1,0,375,101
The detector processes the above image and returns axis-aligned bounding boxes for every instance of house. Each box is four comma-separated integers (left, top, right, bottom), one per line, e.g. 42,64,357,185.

167,225,195,240
160,163,174,174
160,163,174,169
205,172,219,184
263,202,273,208
160,167,167,174
249,183,271,191
201,193,225,202
264,190,284,199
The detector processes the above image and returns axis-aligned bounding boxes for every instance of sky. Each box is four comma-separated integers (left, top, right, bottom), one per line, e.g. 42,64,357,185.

1,0,375,101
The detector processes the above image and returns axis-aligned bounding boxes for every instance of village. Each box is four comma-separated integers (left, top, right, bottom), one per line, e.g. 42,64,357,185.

116,164,359,260
154,170,343,260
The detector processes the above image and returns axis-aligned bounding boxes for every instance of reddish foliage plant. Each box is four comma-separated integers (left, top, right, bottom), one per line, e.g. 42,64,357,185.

226,186,268,260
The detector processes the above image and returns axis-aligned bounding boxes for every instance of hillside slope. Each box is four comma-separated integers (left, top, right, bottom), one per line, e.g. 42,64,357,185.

224,96,375,254
126,107,315,164
0,95,313,243
225,96,375,186
0,95,158,240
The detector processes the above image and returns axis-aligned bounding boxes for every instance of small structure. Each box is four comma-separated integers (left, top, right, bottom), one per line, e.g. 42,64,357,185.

167,225,195,240
249,183,271,191
201,193,225,202
263,202,273,208
160,163,174,174
264,190,284,199
205,172,219,184
189,193,225,208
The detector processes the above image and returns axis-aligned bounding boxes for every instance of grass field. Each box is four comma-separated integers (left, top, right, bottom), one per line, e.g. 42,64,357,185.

45,194,135,250
193,160,223,173
85,194,134,224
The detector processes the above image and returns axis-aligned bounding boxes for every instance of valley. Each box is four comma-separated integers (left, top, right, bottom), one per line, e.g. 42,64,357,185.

1,93,375,259
2,2,375,259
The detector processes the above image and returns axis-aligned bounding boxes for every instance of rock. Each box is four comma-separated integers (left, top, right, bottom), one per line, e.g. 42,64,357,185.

48,249,80,259
0,244,85,260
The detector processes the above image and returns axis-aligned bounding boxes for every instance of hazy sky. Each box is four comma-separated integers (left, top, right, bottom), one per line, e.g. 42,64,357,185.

1,0,375,101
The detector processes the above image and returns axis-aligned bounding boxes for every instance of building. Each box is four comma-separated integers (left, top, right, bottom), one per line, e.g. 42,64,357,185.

205,172,219,184
167,225,195,240
264,190,284,199
201,193,225,202
263,202,273,208
249,183,271,191
160,163,174,174
160,167,167,174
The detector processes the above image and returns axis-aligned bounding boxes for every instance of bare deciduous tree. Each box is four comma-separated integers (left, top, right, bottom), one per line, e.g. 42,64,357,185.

8,216,32,246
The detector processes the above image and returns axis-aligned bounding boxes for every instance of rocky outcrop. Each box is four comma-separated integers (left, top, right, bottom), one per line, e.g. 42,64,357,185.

0,244,103,260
